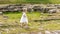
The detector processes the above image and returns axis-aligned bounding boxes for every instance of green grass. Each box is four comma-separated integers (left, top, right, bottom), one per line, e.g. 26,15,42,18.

0,0,60,4
0,12,60,34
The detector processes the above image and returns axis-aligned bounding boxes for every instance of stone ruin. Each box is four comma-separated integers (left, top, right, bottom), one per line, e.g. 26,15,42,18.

0,4,60,13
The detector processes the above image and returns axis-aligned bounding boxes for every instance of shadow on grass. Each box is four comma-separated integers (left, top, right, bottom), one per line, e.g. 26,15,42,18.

3,11,22,14
0,24,20,28
34,18,60,22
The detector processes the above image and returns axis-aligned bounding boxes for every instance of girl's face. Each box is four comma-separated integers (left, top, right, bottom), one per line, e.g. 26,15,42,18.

23,15,26,17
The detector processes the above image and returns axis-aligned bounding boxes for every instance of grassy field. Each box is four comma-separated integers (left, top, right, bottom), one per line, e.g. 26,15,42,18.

0,0,60,4
0,12,60,34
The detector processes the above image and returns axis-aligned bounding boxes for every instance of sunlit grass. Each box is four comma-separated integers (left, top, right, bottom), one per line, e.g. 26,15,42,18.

0,11,60,33
0,0,60,4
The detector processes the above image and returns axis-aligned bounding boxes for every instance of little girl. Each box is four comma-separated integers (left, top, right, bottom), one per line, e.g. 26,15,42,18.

20,12,28,27
20,12,28,23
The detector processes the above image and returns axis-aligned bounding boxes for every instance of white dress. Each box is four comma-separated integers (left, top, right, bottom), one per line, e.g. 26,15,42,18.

20,12,28,24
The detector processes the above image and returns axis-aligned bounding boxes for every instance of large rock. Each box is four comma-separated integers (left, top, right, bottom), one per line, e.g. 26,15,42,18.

48,9,57,13
44,7,57,13
0,4,59,13
54,4,60,9
33,6,42,12
55,30,60,34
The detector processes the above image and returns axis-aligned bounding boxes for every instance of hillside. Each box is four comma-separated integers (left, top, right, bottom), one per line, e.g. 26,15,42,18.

0,0,60,4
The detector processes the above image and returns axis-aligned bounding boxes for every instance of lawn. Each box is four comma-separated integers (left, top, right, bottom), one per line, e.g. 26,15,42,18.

0,0,60,4
0,11,60,34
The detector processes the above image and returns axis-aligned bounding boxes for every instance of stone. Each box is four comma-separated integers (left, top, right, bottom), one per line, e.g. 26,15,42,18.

0,22,4,26
48,9,56,13
47,4,55,7
53,32,58,34
55,30,60,34
27,8,33,12
10,28,16,31
23,25,29,30
33,6,42,11
30,32,37,34
54,4,60,9
45,30,51,34
51,31,59,34
21,33,28,34
43,8,49,13
3,16,8,20
39,27,44,30
5,29,9,33
38,32,42,34
0,12,3,15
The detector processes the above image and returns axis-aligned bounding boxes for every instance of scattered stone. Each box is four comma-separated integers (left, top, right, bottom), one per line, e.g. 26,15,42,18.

33,6,41,11
4,29,9,33
52,31,58,34
27,8,33,12
21,32,28,34
45,30,51,34
10,28,16,31
47,4,55,7
0,12,3,15
48,9,57,13
3,16,8,20
38,25,44,30
30,32,37,34
0,22,4,26
23,25,30,30
0,4,59,13
38,32,42,34
55,30,60,34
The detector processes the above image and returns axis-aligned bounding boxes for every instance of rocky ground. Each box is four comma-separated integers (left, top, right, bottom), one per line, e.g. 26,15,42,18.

0,4,60,13
0,12,60,34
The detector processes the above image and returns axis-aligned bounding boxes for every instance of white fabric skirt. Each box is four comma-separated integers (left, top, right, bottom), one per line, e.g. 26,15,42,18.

20,12,28,24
